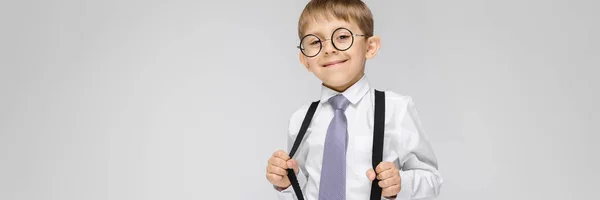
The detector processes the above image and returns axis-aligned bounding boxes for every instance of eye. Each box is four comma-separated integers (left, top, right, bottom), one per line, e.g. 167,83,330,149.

310,40,321,45
337,35,351,40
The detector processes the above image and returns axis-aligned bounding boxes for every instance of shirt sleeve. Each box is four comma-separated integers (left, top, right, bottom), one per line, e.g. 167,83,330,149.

394,97,444,199
275,169,308,200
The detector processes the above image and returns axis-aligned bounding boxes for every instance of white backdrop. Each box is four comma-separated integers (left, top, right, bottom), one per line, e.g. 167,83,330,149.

1,0,598,199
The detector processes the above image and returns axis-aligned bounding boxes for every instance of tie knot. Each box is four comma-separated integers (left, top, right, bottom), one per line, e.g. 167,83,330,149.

329,94,350,111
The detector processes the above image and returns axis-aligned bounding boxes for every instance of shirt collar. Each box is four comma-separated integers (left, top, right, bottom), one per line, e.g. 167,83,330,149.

320,74,371,105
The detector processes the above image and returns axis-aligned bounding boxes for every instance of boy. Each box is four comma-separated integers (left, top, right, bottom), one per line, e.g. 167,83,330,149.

266,0,443,199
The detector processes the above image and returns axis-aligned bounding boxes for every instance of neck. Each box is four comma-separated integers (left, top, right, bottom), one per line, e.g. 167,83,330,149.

324,73,364,93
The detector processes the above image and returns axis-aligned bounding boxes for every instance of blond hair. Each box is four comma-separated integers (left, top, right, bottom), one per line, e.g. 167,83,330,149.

298,0,374,39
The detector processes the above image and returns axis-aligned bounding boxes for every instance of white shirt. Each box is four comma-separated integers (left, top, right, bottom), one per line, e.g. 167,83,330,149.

276,75,443,200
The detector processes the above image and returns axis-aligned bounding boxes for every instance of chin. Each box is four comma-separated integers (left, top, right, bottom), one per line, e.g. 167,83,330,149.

316,70,363,88
323,77,352,89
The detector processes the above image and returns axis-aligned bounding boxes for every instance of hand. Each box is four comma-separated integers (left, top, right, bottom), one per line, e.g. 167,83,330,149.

266,150,299,189
366,162,401,198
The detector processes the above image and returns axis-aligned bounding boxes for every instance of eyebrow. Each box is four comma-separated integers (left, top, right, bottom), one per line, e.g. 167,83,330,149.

304,26,348,38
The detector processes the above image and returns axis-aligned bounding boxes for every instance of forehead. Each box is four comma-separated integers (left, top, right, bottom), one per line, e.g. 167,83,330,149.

302,14,360,37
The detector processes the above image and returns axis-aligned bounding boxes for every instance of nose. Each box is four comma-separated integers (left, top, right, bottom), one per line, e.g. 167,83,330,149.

321,39,338,55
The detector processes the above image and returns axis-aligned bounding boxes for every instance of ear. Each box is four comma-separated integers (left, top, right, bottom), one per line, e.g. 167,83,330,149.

299,52,311,72
365,35,381,59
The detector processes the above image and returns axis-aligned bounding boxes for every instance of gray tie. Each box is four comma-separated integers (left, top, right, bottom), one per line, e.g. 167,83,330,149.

318,94,350,200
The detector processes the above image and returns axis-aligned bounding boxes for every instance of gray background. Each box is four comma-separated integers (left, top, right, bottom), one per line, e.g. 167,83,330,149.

1,0,598,199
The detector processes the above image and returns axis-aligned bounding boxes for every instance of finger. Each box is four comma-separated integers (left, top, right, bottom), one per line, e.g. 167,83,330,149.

366,168,376,181
267,165,288,176
378,176,400,188
287,159,299,174
266,173,284,182
268,157,288,168
376,168,398,180
273,150,291,161
375,162,394,174
382,184,401,197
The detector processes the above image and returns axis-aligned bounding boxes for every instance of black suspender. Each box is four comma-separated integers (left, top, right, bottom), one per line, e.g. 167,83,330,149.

286,100,320,200
370,89,386,200
286,90,386,200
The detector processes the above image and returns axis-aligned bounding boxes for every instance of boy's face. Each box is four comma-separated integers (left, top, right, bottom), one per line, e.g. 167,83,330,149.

299,16,380,92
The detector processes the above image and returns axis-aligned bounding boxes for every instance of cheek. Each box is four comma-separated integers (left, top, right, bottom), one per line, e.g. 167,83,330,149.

348,50,366,66
306,59,320,69
351,44,367,57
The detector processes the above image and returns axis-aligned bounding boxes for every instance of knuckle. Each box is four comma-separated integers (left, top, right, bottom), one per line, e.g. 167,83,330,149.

384,179,392,187
381,171,389,178
389,170,396,176
271,165,281,174
277,159,286,168
382,189,390,196
384,162,392,169
267,174,274,181
382,179,389,186
267,165,275,173
279,150,288,158
377,164,386,172
279,167,287,175
270,174,281,181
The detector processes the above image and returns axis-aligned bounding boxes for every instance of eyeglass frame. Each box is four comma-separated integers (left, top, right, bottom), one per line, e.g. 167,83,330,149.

297,27,368,58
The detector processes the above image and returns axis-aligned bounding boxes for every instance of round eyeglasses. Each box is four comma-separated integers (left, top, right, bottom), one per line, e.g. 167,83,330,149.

297,27,367,57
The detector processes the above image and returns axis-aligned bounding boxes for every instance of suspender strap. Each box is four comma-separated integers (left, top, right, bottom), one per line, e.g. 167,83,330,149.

287,90,386,200
370,89,386,200
287,100,320,200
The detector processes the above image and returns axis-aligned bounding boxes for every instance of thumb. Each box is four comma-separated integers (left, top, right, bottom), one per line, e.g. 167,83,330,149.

287,159,299,175
366,168,376,181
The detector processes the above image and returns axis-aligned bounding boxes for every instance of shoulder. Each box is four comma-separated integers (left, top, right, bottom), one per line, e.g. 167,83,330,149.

377,89,414,108
375,89,420,122
289,101,316,122
287,100,321,136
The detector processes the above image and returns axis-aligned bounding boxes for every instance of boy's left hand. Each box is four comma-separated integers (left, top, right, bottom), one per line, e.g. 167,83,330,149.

366,162,401,198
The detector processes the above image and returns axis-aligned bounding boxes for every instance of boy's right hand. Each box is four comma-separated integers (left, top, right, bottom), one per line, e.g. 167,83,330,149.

266,150,299,189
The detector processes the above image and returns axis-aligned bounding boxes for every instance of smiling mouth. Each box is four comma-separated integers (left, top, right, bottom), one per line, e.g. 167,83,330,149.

322,59,348,67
